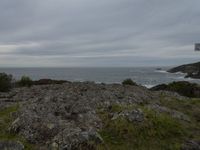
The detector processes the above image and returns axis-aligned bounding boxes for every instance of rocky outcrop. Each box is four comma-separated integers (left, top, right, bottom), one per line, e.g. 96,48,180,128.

2,82,153,149
168,61,200,79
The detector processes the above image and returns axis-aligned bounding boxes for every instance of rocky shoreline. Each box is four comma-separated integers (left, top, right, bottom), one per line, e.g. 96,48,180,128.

0,81,200,150
168,61,200,79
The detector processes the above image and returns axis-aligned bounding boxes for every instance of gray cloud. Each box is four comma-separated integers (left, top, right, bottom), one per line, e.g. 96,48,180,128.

0,0,200,67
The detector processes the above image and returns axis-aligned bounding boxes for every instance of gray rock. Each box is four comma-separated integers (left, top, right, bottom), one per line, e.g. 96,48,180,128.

111,108,144,123
0,141,24,150
181,140,200,150
52,127,103,150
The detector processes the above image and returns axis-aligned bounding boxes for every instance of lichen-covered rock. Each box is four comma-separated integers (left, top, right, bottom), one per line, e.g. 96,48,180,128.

52,127,103,150
111,108,144,122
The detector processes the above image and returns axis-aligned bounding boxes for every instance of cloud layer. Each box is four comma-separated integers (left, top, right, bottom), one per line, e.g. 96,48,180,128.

0,0,200,67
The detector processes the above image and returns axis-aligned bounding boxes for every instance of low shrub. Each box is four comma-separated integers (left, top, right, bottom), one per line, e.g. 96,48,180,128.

151,81,200,98
18,76,33,87
0,73,13,92
122,79,137,86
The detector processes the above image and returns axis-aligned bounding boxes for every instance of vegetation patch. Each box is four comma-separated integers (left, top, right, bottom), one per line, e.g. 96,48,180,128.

0,73,13,92
0,105,35,149
97,104,198,150
122,79,137,86
17,76,33,87
159,97,200,140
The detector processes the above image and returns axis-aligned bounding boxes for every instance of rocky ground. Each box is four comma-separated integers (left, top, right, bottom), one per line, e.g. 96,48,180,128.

0,81,200,150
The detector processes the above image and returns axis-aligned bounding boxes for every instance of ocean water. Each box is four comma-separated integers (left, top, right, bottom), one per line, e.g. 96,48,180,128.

0,67,200,88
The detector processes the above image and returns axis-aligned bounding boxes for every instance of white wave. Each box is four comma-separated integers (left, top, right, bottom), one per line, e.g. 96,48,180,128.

177,76,185,79
184,77,194,81
143,84,155,88
155,70,167,73
175,72,186,75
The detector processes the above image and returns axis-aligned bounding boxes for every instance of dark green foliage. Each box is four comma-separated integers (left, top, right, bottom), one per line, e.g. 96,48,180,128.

122,79,137,86
0,73,12,92
18,76,33,87
151,81,200,98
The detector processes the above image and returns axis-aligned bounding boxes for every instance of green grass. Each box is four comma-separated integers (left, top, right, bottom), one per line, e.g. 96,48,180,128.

0,105,35,150
97,104,199,150
159,97,200,140
159,98,200,119
108,104,138,113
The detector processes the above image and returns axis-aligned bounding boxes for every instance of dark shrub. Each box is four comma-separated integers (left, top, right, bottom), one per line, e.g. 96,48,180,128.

0,73,13,92
122,79,137,86
151,81,200,98
18,76,33,87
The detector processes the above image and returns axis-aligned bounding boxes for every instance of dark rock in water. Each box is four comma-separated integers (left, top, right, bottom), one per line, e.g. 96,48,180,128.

181,140,200,150
168,61,200,79
150,81,200,98
156,68,162,70
0,141,24,150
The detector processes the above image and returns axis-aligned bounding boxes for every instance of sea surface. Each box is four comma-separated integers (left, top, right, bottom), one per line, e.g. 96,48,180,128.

0,67,200,88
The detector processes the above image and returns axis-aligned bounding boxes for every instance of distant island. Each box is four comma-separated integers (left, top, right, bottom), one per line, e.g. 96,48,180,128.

168,61,200,79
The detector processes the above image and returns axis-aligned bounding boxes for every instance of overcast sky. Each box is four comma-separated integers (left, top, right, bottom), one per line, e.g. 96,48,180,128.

0,0,200,67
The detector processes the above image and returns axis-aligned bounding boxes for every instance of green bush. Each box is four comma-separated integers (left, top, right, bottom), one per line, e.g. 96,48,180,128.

0,73,13,92
122,79,137,86
18,76,33,87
